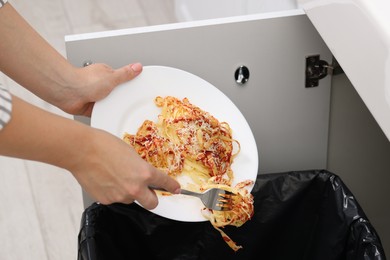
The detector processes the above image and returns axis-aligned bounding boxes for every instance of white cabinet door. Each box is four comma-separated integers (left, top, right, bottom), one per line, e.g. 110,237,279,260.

66,9,332,174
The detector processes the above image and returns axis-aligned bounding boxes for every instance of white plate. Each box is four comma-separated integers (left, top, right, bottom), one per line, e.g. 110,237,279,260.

91,65,258,222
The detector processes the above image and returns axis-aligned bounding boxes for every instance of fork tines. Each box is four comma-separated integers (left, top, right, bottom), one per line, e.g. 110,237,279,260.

217,191,234,210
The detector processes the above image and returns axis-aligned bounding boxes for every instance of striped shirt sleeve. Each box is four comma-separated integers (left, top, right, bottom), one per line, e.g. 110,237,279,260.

0,1,11,130
0,0,8,8
0,85,12,131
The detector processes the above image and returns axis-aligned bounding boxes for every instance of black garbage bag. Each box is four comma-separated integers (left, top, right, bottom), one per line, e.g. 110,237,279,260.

77,170,386,260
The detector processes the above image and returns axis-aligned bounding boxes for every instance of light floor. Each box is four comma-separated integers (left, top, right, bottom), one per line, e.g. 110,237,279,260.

0,1,176,259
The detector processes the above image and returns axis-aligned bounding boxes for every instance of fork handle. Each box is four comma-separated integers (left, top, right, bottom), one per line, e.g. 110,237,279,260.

178,189,203,198
150,186,202,198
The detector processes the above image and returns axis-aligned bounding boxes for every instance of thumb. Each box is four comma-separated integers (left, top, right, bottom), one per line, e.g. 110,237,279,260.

114,63,143,85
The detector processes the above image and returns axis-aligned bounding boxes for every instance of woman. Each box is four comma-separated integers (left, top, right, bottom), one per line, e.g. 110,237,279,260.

0,0,180,209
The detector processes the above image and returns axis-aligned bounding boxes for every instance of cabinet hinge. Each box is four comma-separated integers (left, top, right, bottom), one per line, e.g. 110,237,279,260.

305,55,343,88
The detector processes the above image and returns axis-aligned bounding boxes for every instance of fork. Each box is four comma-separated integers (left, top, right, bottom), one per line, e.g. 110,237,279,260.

151,187,234,211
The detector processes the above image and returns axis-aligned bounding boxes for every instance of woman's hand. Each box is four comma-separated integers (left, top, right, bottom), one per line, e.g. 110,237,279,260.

69,128,180,208
55,62,143,117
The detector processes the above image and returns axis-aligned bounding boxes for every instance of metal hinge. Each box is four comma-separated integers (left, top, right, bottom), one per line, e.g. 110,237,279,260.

305,54,343,88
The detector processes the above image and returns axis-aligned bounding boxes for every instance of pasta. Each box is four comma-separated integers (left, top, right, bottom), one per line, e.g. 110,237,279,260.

123,96,254,251
200,179,254,251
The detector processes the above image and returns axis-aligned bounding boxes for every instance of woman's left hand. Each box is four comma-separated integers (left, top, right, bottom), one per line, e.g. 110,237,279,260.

57,62,143,117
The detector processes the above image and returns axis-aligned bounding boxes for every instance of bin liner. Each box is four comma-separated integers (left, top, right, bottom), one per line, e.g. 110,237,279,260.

77,170,386,260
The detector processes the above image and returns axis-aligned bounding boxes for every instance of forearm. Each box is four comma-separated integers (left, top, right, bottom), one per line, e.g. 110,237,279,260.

0,95,90,170
0,3,79,110
0,3,143,117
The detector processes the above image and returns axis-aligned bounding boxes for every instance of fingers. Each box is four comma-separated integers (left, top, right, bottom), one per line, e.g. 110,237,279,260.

135,188,159,210
148,168,181,195
98,196,134,206
74,63,143,117
113,62,143,85
136,167,181,210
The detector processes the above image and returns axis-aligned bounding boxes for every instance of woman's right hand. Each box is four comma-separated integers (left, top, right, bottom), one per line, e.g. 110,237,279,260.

69,128,181,209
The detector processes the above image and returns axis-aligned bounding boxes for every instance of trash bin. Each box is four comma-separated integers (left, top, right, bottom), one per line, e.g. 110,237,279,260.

77,170,386,260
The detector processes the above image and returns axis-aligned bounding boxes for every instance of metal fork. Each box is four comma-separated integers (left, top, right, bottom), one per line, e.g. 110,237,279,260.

151,187,234,211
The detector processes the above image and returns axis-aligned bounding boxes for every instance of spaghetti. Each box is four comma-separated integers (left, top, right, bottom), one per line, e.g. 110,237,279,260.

123,96,254,251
